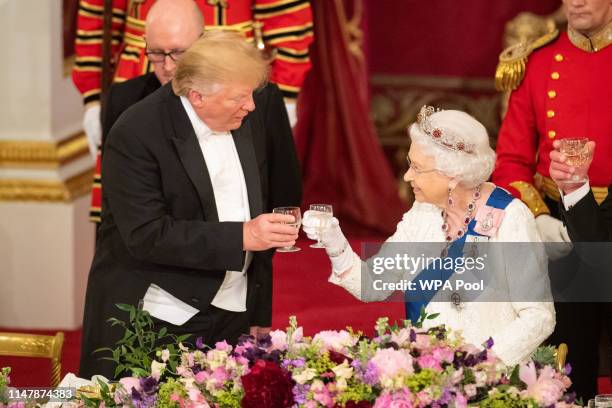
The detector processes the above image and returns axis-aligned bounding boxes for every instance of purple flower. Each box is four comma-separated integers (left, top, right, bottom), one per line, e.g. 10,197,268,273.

195,336,205,349
564,363,572,376
139,376,158,395
364,361,380,386
484,337,494,349
292,383,310,404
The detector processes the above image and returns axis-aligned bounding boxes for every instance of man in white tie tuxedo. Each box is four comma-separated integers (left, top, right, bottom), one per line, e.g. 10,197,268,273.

79,29,301,379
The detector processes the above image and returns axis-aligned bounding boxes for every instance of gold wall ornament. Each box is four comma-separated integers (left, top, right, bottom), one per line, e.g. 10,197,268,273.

0,169,94,202
370,74,501,206
0,132,90,169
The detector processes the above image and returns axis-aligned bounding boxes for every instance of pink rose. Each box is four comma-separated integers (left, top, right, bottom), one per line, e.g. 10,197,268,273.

370,348,414,379
519,362,565,406
374,390,414,408
416,354,441,370
432,347,455,364
312,330,357,352
215,341,231,352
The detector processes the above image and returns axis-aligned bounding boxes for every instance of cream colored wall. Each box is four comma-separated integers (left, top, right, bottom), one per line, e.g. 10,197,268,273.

0,0,95,329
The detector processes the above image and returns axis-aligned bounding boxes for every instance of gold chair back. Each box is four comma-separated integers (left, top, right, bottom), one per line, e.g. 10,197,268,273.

0,331,64,387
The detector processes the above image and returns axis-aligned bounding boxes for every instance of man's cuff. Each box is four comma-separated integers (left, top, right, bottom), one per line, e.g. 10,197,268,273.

560,181,590,210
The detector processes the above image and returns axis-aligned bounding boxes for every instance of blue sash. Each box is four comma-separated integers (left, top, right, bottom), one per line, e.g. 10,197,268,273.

404,187,514,323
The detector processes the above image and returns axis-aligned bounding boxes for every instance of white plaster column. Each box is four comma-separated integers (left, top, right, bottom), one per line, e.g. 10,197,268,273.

0,0,95,329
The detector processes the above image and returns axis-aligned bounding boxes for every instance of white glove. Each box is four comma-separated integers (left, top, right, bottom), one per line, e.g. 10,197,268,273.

536,214,573,260
83,104,102,159
284,100,297,128
303,210,354,274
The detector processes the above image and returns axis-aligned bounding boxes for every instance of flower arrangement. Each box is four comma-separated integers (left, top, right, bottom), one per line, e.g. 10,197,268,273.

68,305,580,408
1,305,580,408
0,367,26,408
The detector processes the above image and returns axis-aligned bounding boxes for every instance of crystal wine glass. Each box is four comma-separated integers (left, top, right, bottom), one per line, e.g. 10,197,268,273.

559,137,591,183
272,206,301,252
595,395,612,407
308,204,333,248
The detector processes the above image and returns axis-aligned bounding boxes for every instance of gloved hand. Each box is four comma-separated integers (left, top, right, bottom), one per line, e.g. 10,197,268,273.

302,210,353,274
83,104,102,159
536,214,573,260
284,100,297,128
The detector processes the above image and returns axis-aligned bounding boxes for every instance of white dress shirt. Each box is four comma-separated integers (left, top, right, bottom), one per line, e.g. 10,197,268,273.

180,96,252,312
560,181,591,210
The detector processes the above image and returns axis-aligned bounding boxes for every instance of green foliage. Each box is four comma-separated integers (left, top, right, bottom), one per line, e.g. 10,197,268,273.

214,389,244,408
530,345,557,367
95,303,191,379
405,368,437,393
157,378,187,408
0,367,11,404
478,391,539,408
335,382,375,406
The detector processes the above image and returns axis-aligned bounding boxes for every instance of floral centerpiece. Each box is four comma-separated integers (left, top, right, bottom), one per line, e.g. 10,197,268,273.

1,305,581,408
69,305,580,408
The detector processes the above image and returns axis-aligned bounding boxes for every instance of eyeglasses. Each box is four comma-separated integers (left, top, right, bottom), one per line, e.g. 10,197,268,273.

145,49,186,63
406,158,437,175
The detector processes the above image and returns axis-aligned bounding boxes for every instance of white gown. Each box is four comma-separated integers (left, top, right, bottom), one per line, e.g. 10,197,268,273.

329,197,555,366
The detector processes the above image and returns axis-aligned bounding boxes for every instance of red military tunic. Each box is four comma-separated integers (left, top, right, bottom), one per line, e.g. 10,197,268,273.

73,0,314,222
493,23,612,217
73,0,314,104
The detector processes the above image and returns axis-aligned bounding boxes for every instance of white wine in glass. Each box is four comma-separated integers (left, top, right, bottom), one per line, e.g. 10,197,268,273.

308,204,333,248
559,137,590,183
272,206,301,252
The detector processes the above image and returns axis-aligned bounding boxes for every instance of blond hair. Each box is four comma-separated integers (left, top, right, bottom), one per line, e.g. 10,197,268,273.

172,31,268,96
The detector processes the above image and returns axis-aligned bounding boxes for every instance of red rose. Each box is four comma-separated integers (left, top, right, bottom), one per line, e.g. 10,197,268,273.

328,350,352,365
241,360,295,408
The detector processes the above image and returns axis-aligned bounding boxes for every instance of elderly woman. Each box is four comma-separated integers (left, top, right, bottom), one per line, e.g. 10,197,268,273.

303,107,555,365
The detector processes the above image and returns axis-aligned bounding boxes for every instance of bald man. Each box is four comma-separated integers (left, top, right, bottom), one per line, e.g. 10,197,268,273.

80,1,301,379
100,0,203,155
90,0,204,222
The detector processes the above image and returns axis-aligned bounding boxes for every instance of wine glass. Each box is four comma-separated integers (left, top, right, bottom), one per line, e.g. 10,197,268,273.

272,206,301,252
559,137,591,183
308,204,333,248
595,395,612,407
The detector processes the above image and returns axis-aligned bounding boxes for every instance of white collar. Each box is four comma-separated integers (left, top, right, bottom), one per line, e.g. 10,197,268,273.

179,96,229,141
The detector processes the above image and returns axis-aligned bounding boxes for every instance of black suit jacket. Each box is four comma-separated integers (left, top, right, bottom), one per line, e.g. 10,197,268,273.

80,80,301,378
101,72,161,142
560,184,612,242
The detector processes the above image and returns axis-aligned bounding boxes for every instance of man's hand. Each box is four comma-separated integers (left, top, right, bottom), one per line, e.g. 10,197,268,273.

243,213,299,251
549,140,595,194
83,104,102,159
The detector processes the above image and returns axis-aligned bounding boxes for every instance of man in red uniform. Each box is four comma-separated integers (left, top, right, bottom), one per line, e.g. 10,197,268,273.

493,0,612,400
72,0,313,221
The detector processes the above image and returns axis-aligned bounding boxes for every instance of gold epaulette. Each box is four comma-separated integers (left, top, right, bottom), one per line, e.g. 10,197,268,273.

509,180,550,218
495,29,560,92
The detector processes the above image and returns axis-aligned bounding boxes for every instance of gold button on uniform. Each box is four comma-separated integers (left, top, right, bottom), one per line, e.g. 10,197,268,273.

548,130,556,138
548,90,557,99
554,54,564,62
551,72,560,80
547,110,555,118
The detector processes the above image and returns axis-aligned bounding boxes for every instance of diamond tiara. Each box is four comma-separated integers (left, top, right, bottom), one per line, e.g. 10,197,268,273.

415,105,476,154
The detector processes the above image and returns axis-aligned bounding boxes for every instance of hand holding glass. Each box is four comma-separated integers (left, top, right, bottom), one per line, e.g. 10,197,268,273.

272,207,301,252
308,204,333,248
559,137,591,184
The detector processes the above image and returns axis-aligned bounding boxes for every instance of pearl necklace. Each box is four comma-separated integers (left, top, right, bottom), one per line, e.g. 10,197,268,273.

441,184,481,242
